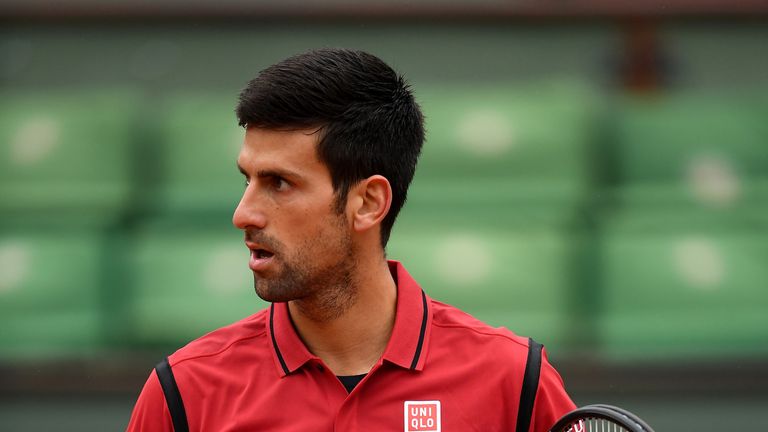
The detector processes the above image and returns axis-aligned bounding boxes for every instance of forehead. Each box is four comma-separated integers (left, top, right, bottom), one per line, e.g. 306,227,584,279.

238,127,326,174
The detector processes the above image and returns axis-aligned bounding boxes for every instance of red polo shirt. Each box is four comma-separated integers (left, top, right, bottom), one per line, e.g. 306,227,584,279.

127,261,575,431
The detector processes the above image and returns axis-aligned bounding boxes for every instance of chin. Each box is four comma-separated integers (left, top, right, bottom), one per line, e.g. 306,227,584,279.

254,281,299,303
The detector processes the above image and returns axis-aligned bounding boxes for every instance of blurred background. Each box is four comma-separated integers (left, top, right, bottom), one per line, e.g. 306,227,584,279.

1,0,767,430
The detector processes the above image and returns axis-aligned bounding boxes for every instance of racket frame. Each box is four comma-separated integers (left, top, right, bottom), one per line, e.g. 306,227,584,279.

548,404,655,432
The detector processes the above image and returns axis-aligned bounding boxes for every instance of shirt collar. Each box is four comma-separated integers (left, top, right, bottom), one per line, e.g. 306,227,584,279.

267,260,433,377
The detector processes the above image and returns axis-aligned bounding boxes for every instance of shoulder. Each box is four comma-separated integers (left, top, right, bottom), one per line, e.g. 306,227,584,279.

429,299,531,356
127,309,273,430
427,299,539,378
168,308,270,370
429,301,576,428
429,300,568,375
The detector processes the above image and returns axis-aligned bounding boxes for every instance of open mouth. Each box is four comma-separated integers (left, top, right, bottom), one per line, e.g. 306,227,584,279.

249,246,276,271
245,237,277,271
254,249,274,259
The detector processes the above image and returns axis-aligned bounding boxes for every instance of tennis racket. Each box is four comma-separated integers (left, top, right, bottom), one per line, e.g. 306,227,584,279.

549,404,655,432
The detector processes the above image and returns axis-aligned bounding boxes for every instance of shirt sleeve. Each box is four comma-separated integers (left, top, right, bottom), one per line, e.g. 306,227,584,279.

126,369,175,432
530,348,577,432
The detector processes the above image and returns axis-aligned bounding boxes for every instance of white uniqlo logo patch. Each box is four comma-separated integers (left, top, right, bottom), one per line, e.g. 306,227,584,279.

404,400,441,432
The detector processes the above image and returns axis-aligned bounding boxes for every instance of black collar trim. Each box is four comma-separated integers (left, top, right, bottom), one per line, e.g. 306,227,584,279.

410,290,429,370
269,304,290,375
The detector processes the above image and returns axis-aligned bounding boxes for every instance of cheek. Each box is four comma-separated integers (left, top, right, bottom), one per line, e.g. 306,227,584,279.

273,196,345,250
302,216,349,254
272,202,313,231
278,212,331,251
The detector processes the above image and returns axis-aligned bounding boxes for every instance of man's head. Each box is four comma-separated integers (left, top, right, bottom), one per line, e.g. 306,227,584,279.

233,49,424,311
235,48,424,247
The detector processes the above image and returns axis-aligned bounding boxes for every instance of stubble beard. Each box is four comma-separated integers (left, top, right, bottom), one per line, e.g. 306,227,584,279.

252,215,358,322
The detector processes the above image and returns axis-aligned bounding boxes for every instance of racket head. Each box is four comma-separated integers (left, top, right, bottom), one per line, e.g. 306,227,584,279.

587,404,655,432
549,404,655,432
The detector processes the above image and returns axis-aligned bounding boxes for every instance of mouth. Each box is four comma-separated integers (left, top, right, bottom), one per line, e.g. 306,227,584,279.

246,242,276,271
253,249,274,259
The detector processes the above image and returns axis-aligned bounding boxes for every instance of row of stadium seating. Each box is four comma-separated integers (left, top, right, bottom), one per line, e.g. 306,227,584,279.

3,209,766,361
1,81,767,361
2,83,767,218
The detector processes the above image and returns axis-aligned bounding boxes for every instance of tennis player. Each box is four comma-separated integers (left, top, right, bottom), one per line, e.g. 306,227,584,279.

127,48,575,432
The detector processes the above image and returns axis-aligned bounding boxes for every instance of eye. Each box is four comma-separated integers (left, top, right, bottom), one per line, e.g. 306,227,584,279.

272,176,290,192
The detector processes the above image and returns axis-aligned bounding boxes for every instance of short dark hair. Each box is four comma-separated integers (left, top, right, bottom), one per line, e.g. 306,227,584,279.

236,48,425,247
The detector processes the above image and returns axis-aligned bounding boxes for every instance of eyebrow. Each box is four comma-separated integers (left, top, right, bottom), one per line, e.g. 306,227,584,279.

237,163,304,182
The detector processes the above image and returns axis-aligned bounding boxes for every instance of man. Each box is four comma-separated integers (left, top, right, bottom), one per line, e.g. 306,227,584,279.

127,48,575,431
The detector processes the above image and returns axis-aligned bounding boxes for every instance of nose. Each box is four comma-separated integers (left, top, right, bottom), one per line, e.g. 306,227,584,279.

232,189,267,230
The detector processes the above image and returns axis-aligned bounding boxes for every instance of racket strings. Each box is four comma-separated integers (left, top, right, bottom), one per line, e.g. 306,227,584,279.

565,417,630,432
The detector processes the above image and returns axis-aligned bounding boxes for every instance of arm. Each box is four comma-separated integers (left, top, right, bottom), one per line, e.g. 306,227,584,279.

530,349,577,432
126,369,175,432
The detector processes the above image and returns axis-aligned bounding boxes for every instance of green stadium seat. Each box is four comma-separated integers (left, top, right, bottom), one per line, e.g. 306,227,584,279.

611,92,768,211
0,228,105,358
597,211,768,360
0,89,141,224
152,93,245,215
415,80,600,208
388,203,582,352
129,218,268,346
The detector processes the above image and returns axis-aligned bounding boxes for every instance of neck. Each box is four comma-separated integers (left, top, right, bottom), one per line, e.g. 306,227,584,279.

288,257,397,376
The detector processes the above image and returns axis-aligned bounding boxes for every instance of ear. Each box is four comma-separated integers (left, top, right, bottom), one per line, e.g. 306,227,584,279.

349,175,392,234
